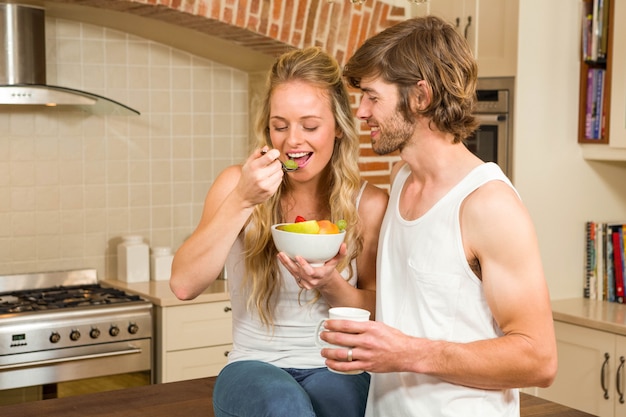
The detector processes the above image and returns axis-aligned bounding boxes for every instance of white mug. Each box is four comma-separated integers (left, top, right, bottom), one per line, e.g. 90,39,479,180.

315,307,370,374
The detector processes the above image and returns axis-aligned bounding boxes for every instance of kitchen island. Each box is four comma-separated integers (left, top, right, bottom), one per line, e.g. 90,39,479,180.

0,376,594,416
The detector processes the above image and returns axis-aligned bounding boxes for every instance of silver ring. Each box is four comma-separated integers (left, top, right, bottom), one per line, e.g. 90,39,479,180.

347,348,353,362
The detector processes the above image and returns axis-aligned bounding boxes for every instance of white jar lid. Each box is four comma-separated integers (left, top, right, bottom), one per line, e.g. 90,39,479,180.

122,235,144,243
152,246,172,255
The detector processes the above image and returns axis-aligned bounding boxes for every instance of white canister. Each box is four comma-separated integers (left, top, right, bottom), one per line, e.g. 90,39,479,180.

117,235,150,282
151,246,173,281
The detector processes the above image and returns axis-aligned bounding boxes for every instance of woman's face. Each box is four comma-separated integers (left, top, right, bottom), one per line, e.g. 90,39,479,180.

268,80,338,178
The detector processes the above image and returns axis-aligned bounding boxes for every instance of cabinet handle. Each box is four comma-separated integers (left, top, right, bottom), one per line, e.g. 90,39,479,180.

464,16,472,39
601,352,610,400
455,17,460,29
223,306,232,313
618,356,625,404
224,351,230,357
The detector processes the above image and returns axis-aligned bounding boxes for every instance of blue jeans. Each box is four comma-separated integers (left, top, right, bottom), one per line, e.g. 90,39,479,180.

213,360,370,417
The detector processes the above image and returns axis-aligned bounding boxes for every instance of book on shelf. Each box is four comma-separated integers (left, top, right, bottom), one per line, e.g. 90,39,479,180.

610,223,622,303
585,70,594,138
606,223,615,302
582,2,593,61
590,0,600,61
612,225,625,303
584,221,594,298
585,221,626,303
599,0,610,59
582,0,610,63
584,68,606,140
593,68,605,139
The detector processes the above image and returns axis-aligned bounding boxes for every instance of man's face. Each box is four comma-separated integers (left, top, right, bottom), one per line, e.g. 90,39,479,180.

355,76,414,155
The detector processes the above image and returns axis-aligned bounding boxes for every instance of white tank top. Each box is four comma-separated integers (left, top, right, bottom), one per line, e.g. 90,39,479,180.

225,182,367,368
365,163,519,417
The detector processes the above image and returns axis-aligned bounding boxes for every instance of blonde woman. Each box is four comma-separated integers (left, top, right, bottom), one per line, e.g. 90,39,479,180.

170,47,388,417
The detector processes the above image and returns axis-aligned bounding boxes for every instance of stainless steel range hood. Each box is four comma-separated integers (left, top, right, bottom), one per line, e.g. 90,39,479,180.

0,3,140,115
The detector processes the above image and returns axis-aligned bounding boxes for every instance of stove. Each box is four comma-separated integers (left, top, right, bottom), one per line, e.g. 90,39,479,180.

0,269,153,393
0,285,144,314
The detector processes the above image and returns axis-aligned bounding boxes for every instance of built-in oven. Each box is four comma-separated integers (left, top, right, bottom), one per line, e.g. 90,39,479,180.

466,77,514,179
0,269,153,406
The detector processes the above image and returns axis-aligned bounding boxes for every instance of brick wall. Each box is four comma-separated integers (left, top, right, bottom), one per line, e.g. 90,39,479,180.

180,0,406,190
47,0,404,189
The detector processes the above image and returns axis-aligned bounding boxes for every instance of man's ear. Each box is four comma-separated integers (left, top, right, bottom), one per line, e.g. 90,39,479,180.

411,80,431,111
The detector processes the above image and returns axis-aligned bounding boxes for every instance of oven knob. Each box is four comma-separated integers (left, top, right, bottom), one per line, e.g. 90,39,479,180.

70,330,81,341
50,332,61,343
109,325,120,337
128,323,139,334
90,328,101,339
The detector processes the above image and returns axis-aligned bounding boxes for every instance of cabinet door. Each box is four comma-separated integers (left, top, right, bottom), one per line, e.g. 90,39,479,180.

416,0,517,77
538,321,615,417
428,0,476,51
164,345,232,383
616,335,626,416
474,0,518,77
427,0,467,24
163,301,233,351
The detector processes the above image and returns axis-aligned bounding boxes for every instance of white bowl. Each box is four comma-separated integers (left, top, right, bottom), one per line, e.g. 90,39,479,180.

271,223,346,266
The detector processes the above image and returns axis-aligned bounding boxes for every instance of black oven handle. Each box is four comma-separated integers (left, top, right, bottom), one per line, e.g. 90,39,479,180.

475,114,507,123
0,346,143,371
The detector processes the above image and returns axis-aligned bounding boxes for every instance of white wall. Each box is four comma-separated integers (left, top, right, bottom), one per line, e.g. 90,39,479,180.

515,0,626,300
0,18,250,278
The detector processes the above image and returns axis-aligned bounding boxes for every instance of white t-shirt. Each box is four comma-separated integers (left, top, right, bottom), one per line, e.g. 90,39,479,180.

366,163,519,417
224,182,366,369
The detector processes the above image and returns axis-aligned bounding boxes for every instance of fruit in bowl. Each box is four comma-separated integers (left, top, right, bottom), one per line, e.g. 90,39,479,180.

276,219,344,234
271,219,346,266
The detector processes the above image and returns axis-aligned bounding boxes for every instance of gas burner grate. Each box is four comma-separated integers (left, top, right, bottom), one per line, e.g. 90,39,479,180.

0,284,143,314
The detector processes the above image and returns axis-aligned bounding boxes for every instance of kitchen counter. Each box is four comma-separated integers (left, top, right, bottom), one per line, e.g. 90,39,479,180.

0,377,594,417
551,297,626,336
102,279,229,306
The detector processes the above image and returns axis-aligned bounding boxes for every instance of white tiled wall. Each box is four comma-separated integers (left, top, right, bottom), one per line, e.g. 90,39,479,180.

0,18,250,278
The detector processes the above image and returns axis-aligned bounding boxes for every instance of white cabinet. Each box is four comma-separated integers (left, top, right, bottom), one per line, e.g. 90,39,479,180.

537,321,626,417
413,0,518,77
155,300,233,383
428,0,477,46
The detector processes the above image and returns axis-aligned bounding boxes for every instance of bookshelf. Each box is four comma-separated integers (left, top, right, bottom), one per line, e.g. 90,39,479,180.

578,0,614,144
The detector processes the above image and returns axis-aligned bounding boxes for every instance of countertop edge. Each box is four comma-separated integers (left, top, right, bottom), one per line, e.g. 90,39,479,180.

0,377,594,417
551,297,626,336
102,279,230,307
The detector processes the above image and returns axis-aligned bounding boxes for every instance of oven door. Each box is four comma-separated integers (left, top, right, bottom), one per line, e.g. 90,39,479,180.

0,339,152,405
465,113,510,177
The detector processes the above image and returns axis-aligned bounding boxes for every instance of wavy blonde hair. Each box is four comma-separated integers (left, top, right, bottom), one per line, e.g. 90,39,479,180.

243,47,363,327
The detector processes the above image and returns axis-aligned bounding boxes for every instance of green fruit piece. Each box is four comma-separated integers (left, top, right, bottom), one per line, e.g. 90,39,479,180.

336,219,347,231
278,220,320,234
284,159,298,170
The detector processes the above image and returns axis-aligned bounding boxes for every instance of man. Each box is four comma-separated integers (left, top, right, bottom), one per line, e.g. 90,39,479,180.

319,15,557,416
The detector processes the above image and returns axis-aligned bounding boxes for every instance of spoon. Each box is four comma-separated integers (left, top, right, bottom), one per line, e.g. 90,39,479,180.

261,149,298,172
